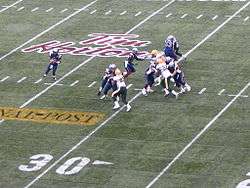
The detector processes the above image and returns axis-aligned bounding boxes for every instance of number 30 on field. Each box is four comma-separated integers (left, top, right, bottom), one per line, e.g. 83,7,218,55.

18,154,90,175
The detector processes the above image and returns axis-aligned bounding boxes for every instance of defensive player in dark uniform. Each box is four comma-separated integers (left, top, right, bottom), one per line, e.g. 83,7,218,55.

44,49,62,80
97,64,117,99
142,62,157,96
123,47,144,77
168,61,191,93
164,35,183,61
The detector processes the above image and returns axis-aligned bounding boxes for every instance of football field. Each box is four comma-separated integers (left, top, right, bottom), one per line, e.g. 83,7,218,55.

0,0,250,187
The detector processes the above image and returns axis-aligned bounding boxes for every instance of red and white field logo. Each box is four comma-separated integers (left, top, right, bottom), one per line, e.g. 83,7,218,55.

22,33,151,58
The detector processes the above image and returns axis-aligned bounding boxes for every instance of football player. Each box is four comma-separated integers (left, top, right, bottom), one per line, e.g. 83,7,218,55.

123,47,144,77
164,35,183,61
98,64,117,99
111,69,131,112
142,50,159,96
155,57,179,98
43,48,62,80
168,61,191,93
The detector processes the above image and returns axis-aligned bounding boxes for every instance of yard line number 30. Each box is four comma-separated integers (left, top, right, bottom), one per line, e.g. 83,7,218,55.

18,154,90,175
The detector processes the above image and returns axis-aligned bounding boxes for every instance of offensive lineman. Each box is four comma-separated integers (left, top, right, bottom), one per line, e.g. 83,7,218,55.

43,49,62,80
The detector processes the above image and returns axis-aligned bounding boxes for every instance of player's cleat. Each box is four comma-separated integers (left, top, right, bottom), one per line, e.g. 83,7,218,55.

172,90,179,99
97,91,101,96
142,88,147,96
43,74,47,77
126,104,131,112
179,86,186,94
52,76,57,80
164,88,170,97
113,101,120,109
148,88,154,93
100,95,106,100
184,83,191,92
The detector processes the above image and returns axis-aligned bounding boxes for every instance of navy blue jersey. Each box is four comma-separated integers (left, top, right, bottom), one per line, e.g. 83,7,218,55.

127,52,143,65
50,51,62,62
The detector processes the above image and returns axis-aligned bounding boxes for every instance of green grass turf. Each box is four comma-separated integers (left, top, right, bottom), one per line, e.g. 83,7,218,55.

0,0,250,187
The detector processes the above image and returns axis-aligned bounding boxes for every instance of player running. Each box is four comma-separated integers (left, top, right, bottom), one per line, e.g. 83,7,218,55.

112,69,131,112
43,49,62,80
123,47,144,77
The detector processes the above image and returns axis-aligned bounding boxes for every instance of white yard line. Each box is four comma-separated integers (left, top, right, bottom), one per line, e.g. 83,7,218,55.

196,14,203,19
135,11,142,17
70,80,79,87
105,10,111,15
228,94,248,98
17,77,27,83
0,0,98,62
17,6,24,11
181,13,188,19
166,13,172,18
60,8,68,13
244,16,249,22
34,78,42,84
45,8,53,12
126,0,175,34
88,81,96,88
146,3,250,187
198,87,206,94
0,0,24,13
31,7,39,12
212,15,218,20
0,76,10,82
120,10,127,15
218,89,225,95
90,9,97,14
20,1,176,187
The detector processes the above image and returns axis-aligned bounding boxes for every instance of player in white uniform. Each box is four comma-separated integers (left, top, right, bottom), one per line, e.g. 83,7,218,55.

111,69,131,112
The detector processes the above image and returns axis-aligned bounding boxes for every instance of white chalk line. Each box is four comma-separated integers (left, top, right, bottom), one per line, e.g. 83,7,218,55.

0,0,98,62
146,2,250,187
0,0,24,13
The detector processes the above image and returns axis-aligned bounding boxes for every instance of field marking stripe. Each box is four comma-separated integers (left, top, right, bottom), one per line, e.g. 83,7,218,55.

0,0,98,62
22,92,142,188
70,80,79,86
126,0,175,34
146,3,250,187
17,77,27,83
0,76,10,82
19,56,95,109
21,1,176,187
218,89,225,95
198,87,206,94
88,81,96,87
0,0,24,13
180,1,250,61
146,82,250,188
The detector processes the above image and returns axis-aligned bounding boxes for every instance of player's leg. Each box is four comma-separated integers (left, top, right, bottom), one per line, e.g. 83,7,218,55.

52,63,58,80
98,77,108,96
44,63,53,77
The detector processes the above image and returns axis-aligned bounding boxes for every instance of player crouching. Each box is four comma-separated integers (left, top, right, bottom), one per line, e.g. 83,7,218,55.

43,48,62,80
111,69,131,112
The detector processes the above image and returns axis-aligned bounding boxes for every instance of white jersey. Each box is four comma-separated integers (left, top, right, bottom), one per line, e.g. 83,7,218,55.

156,63,171,79
113,75,126,88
